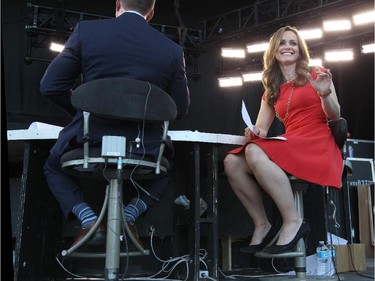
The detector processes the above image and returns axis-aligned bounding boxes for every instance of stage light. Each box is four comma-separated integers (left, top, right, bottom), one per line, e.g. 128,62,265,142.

221,48,246,58
247,42,269,53
325,49,354,62
50,42,64,53
361,43,375,54
309,58,323,67
323,19,351,32
242,71,263,82
298,28,323,40
353,11,375,25
218,77,243,87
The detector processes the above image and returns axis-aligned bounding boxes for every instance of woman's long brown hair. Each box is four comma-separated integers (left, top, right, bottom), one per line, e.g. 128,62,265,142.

262,26,311,105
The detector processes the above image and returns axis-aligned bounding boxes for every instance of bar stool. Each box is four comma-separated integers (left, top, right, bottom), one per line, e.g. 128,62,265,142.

255,118,348,280
59,78,177,281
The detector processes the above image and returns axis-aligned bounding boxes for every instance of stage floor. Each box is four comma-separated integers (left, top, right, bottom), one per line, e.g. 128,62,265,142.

59,258,374,281
218,258,374,281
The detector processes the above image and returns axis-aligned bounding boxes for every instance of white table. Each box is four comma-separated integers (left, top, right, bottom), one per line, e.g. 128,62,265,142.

7,127,246,145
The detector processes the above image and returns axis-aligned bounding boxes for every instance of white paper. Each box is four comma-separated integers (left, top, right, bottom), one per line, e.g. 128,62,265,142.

28,121,63,130
327,233,348,245
241,100,255,131
241,100,287,141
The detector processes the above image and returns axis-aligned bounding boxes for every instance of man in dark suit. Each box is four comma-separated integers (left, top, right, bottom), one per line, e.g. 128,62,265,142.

40,0,190,247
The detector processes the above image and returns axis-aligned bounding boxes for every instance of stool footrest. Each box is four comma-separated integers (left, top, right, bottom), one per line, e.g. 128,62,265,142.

65,250,150,258
255,250,305,259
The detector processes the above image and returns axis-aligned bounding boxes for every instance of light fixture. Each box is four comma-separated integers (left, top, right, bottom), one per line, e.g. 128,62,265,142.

298,28,323,40
325,49,354,62
353,10,375,25
218,77,243,87
50,42,65,53
247,42,269,53
323,19,351,32
309,58,323,67
242,71,263,82
221,48,246,58
361,43,375,54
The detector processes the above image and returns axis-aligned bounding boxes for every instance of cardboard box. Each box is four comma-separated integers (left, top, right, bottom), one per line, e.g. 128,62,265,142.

334,244,367,273
357,185,374,257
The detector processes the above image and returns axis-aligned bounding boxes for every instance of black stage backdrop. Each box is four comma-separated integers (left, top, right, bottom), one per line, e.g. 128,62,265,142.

3,0,374,140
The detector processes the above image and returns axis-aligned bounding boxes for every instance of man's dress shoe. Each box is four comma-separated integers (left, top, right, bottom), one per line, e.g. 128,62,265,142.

127,222,144,248
71,221,106,248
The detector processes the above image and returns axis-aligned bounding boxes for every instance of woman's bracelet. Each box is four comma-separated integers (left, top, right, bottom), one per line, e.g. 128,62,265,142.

317,89,332,98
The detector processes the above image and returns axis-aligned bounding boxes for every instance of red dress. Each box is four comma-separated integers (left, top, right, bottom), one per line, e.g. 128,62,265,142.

229,69,343,189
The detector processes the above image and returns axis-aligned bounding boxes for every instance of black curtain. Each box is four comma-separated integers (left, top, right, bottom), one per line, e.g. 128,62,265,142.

3,0,374,140
2,20,15,280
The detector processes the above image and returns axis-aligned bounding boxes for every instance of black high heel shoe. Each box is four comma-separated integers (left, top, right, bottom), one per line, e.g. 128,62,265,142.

263,220,310,254
240,225,279,254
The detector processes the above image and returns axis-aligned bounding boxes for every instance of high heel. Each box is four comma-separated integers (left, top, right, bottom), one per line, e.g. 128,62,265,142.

263,220,310,254
240,225,279,254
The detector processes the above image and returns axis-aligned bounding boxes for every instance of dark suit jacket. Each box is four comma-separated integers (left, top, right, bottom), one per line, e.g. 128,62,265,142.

40,12,190,159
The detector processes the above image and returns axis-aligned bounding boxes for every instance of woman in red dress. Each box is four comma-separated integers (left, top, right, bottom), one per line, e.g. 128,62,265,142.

223,26,342,254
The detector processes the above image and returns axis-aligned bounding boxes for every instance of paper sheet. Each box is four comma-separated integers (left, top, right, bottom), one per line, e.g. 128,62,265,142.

241,100,255,131
241,100,287,141
28,121,63,130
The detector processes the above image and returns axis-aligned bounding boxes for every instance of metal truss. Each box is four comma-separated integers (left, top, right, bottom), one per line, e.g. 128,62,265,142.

199,0,373,44
24,2,203,80
23,0,373,80
24,2,112,63
204,0,373,77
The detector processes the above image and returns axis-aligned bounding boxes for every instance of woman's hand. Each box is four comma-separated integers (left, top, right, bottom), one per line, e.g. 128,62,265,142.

307,67,341,120
307,67,332,98
245,127,260,140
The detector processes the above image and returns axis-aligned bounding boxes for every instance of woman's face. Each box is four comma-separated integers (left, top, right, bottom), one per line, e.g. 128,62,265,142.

275,30,299,66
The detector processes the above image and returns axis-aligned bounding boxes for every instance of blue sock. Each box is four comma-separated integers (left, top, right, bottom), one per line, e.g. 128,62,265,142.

72,202,98,229
124,198,147,225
